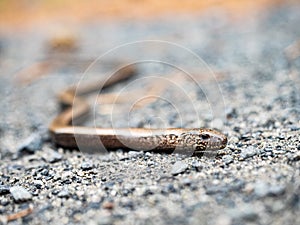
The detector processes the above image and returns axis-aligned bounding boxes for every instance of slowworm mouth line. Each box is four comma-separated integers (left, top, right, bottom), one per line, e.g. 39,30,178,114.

49,64,228,153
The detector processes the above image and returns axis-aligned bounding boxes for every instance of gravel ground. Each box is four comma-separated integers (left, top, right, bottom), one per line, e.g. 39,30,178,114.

0,3,300,225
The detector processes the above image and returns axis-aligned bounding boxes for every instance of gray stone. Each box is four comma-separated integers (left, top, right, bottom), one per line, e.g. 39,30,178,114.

254,181,269,198
128,151,144,158
229,206,258,221
254,181,286,198
269,185,285,196
287,152,300,161
182,178,192,186
17,133,42,154
145,152,152,157
205,185,228,195
81,161,94,171
222,155,233,164
95,215,113,225
10,186,32,202
240,146,257,160
45,150,63,163
171,161,188,175
57,189,70,198
33,180,44,189
191,161,203,171
0,185,10,195
119,151,144,161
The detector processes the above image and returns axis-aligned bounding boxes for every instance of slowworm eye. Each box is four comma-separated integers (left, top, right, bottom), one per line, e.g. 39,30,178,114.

201,134,210,140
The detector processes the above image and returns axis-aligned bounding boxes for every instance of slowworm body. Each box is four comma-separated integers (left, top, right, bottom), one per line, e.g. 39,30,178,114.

49,65,227,153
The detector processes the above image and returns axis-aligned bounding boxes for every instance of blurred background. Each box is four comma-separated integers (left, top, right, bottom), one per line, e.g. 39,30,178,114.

0,0,293,29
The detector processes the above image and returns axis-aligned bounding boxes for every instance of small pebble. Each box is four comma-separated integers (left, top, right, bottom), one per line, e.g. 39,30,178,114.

81,161,94,171
253,181,285,198
33,180,44,189
128,151,144,158
254,181,269,197
171,161,188,175
229,205,258,221
44,150,63,163
269,185,286,196
222,155,233,165
287,152,300,161
57,189,70,198
226,107,238,119
205,185,228,195
10,186,32,202
0,185,10,195
162,184,177,194
96,216,113,225
191,161,203,171
240,146,257,160
119,151,143,161
17,133,42,154
182,178,192,186
215,214,232,225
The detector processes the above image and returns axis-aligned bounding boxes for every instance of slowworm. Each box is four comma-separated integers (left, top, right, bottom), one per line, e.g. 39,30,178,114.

49,65,227,153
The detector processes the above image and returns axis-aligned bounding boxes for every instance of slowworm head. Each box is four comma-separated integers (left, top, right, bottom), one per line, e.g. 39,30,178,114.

181,128,227,152
199,129,228,150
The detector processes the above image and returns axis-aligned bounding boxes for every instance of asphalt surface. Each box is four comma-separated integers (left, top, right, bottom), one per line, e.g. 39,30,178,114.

0,3,299,225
